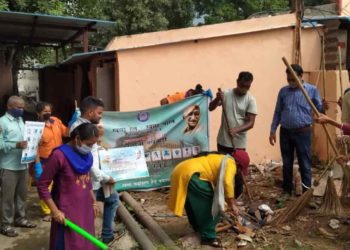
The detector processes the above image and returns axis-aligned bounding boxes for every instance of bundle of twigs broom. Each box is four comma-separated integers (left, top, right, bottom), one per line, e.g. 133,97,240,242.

340,136,350,203
273,57,344,224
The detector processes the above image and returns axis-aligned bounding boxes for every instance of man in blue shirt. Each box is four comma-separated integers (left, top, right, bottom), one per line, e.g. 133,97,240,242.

269,64,324,195
0,96,36,237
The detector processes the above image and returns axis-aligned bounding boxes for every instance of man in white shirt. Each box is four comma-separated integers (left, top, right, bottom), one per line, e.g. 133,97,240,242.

71,96,119,244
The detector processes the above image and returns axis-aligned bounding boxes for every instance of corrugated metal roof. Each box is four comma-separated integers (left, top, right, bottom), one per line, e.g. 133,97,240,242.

303,16,350,24
0,11,115,46
61,50,115,65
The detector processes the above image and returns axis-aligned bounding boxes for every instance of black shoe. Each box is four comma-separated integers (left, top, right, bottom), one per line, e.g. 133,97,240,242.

0,224,18,237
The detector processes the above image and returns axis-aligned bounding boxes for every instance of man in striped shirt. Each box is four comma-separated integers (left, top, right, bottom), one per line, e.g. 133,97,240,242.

269,64,324,195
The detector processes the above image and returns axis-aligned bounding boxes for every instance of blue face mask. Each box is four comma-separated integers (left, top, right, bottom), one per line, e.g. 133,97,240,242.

76,144,93,155
8,108,24,118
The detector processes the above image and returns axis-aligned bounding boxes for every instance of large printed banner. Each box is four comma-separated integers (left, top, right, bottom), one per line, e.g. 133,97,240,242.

102,94,210,190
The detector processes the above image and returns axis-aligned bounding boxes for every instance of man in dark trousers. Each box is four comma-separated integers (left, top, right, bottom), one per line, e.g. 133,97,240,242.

269,64,325,196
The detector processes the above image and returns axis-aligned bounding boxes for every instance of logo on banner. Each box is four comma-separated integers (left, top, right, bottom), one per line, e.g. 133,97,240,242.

137,112,149,122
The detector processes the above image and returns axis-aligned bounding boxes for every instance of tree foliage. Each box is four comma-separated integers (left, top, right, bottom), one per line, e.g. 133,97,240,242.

0,0,335,67
193,0,291,24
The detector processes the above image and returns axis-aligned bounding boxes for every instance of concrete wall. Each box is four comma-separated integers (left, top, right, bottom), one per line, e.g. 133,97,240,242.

111,25,322,162
340,0,350,16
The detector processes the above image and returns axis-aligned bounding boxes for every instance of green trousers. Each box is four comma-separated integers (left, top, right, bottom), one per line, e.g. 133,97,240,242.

185,173,219,241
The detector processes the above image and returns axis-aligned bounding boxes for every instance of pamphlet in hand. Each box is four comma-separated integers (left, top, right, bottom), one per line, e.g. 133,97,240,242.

21,121,45,164
98,146,149,181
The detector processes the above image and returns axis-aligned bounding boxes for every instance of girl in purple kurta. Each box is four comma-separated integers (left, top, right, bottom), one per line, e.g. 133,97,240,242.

37,123,99,250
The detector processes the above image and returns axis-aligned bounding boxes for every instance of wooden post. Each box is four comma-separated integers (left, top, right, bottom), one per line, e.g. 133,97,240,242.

83,29,89,52
55,47,59,64
338,46,344,97
292,0,303,65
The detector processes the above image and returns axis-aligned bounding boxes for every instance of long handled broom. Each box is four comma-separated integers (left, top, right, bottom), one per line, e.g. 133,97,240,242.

273,57,343,224
219,88,253,203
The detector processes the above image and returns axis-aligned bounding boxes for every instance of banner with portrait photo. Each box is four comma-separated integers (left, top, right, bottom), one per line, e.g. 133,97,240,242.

102,94,210,190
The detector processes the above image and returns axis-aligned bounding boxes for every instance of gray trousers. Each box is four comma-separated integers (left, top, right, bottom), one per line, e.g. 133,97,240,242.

0,169,29,224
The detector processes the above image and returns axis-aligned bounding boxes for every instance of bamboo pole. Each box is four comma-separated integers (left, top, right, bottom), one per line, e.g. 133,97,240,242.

338,46,344,98
117,203,155,250
120,192,180,250
321,35,330,164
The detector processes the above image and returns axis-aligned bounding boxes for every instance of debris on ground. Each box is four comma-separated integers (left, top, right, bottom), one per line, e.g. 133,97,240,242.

328,219,340,229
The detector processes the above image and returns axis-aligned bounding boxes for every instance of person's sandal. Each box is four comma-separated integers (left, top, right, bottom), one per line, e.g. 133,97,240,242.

14,219,37,228
201,238,223,248
42,215,52,222
1,225,18,237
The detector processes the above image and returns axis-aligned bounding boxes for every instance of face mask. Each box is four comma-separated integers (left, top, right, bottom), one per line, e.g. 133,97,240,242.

8,108,23,118
76,144,92,155
43,113,51,121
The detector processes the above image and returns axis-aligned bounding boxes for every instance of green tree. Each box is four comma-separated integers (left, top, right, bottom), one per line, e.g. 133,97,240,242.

193,0,290,24
79,0,195,48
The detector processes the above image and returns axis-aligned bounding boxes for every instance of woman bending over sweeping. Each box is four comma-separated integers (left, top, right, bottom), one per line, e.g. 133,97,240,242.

168,151,249,248
37,123,99,250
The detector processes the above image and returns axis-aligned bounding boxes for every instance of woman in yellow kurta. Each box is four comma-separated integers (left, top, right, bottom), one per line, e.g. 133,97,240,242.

168,151,248,247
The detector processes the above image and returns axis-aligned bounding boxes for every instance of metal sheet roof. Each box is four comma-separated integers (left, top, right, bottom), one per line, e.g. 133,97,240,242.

0,11,115,46
61,50,116,65
303,16,350,25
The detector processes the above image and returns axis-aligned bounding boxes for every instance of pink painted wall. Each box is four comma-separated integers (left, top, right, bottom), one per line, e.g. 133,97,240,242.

107,15,323,162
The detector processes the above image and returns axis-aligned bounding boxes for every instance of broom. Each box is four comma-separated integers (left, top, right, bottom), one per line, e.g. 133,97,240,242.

273,157,336,224
341,136,350,203
274,57,343,223
341,166,350,203
219,88,253,203
319,170,344,216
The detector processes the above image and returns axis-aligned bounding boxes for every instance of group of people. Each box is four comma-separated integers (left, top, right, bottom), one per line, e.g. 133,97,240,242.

0,63,347,249
0,96,119,249
167,64,345,247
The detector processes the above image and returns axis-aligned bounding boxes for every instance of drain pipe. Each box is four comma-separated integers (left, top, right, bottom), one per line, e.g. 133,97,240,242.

121,192,180,250
117,202,155,250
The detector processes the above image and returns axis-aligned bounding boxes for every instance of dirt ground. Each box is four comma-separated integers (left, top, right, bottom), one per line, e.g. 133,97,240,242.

1,163,349,250
130,162,350,250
